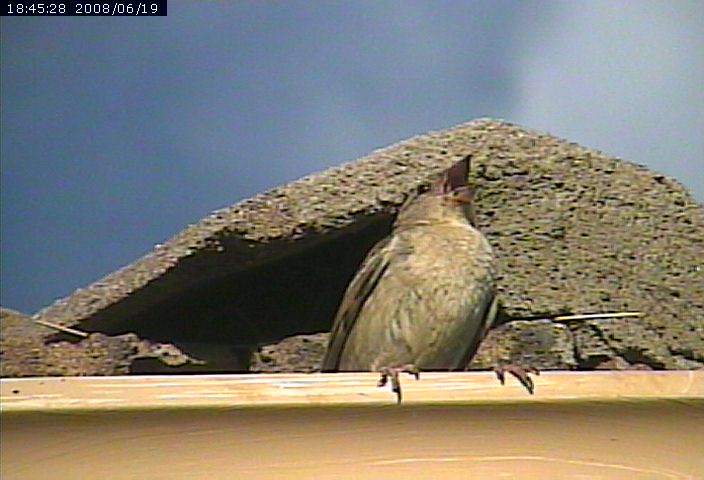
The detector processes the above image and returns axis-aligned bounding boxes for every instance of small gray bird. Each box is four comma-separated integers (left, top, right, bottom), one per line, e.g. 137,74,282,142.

323,156,532,402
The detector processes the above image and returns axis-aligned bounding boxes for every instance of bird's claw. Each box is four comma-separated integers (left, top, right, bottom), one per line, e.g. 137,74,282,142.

494,364,540,394
378,364,420,404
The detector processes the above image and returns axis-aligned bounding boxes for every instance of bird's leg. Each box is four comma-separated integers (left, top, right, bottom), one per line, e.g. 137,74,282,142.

377,364,420,404
494,364,540,394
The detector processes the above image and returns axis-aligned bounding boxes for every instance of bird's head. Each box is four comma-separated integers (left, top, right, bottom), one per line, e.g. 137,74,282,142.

396,155,478,228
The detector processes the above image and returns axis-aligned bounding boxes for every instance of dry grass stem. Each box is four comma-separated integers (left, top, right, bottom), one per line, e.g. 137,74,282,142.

33,319,90,338
551,312,642,322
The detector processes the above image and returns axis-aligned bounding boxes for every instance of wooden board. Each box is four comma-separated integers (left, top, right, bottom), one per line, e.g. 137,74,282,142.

2,371,703,479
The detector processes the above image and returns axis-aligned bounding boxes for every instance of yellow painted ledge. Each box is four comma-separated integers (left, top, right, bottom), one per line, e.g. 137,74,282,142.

2,372,703,479
1,370,702,411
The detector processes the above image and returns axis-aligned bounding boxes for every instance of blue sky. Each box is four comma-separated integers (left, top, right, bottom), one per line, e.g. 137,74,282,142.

1,1,703,314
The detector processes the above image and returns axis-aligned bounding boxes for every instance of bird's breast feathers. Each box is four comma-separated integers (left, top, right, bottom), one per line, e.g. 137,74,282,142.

339,224,496,370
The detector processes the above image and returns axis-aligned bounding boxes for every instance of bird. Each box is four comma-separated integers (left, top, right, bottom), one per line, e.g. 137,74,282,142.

322,156,536,402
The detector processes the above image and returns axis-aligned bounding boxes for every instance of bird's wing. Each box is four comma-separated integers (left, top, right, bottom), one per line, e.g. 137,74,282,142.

322,235,407,371
458,287,498,369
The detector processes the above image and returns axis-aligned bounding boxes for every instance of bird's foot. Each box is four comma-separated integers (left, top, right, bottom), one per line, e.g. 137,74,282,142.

377,364,420,404
494,364,540,394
